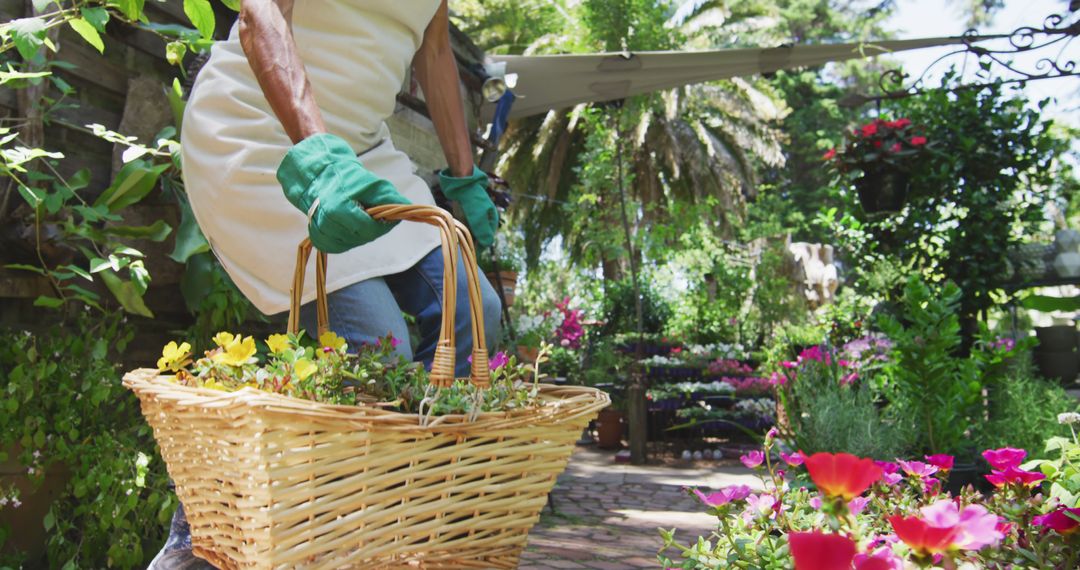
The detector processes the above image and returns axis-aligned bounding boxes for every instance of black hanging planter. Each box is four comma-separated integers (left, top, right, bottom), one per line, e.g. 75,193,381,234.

855,169,911,214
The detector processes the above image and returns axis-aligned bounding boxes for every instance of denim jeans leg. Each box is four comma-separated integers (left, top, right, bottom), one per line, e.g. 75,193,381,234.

298,276,412,360
386,247,503,377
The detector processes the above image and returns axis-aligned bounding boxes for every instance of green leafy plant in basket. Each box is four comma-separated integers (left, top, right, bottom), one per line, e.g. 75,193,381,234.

158,329,555,419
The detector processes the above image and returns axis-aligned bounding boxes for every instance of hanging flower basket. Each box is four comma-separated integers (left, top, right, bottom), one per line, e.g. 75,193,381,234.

124,205,608,569
855,169,911,214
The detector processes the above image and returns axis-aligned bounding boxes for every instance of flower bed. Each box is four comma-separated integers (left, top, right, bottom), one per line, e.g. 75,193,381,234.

659,417,1080,569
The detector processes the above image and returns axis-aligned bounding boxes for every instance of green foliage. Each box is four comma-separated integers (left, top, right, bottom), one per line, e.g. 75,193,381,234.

876,276,983,456
828,77,1071,319
785,372,912,460
0,316,172,569
976,358,1080,459
598,276,671,337
1027,421,1080,509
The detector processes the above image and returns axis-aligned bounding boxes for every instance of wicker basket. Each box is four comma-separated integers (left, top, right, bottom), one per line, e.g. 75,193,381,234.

125,205,608,569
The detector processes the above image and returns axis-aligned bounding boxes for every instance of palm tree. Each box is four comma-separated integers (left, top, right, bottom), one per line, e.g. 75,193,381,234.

452,0,787,270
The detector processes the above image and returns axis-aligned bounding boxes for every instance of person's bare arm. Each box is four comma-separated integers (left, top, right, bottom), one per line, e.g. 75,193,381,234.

238,0,325,143
412,0,475,177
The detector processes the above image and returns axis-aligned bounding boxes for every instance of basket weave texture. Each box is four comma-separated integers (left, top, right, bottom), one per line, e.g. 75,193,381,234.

124,205,609,568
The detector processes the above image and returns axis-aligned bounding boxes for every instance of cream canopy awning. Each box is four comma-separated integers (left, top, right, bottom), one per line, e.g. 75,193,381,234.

488,36,988,120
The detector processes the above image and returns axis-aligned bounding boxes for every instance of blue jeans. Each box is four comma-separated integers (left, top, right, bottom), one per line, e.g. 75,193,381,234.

300,245,503,376
149,246,502,569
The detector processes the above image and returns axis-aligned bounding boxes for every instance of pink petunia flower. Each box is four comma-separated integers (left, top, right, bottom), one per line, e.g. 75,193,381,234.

920,500,1003,550
740,450,765,469
897,459,939,479
985,466,1045,488
982,448,1026,470
692,485,753,508
848,496,870,516
781,451,805,467
924,454,954,472
1032,507,1080,535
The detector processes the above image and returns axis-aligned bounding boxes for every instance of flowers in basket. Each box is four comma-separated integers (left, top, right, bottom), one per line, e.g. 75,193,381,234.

823,117,929,174
659,426,1080,569
156,331,553,418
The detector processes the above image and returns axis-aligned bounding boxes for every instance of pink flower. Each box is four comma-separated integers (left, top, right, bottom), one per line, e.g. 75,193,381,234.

897,459,939,479
853,546,903,570
920,500,1003,550
924,455,954,472
891,118,912,128
823,148,837,160
489,351,510,370
1032,507,1080,535
841,372,858,385
882,472,903,486
910,136,927,146
889,142,902,152
798,345,831,364
743,493,778,521
781,451,805,467
769,372,788,386
874,461,899,474
780,360,798,369
789,532,855,570
692,485,753,508
985,466,1045,488
740,450,765,469
809,496,822,509
861,122,879,136
923,477,940,495
848,496,870,516
982,448,1026,470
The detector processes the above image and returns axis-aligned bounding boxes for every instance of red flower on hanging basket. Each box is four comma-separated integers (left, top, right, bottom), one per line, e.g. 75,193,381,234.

823,117,930,174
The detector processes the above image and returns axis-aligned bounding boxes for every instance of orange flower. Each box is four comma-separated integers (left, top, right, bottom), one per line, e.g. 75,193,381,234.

889,515,960,555
803,452,883,500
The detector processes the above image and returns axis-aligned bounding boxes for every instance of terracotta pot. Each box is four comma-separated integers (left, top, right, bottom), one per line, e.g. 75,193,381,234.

595,408,625,449
485,271,517,307
855,170,910,214
0,446,70,560
517,345,540,363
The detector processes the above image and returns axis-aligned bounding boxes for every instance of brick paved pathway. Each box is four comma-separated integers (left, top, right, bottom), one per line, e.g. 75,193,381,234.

519,448,760,569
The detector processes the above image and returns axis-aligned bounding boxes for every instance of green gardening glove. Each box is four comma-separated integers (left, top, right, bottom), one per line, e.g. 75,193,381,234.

277,133,410,254
439,166,498,248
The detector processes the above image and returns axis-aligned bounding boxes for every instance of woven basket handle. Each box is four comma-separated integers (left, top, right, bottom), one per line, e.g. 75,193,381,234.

287,204,489,388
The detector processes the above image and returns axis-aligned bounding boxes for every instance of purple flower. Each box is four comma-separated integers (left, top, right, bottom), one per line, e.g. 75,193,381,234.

489,351,510,370
780,451,805,467
882,472,903,486
740,450,765,469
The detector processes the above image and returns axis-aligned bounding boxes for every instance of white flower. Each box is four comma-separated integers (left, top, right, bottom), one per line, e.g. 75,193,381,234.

11,499,20,508
0,497,7,507
27,467,35,475
32,450,41,459
1058,412,1080,425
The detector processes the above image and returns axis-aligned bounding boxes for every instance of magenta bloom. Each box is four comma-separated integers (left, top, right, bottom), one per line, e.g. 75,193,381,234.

848,496,870,516
1032,507,1080,535
692,485,753,508
924,454,954,472
853,546,903,570
489,351,510,370
740,450,765,469
875,461,899,474
920,500,1003,550
780,360,798,369
982,448,1026,470
798,345,832,364
898,459,939,479
985,466,1045,488
743,493,778,520
882,472,903,486
781,451,805,467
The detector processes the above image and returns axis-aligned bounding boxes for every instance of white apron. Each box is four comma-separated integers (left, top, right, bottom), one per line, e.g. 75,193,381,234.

180,0,443,315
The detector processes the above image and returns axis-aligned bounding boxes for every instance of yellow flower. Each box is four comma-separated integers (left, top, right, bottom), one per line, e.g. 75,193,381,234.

266,334,290,354
212,332,236,348
294,358,318,380
319,331,347,352
157,341,192,372
211,335,256,367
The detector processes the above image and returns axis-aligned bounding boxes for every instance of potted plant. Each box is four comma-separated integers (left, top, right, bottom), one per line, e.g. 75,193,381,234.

824,117,929,214
477,233,523,307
